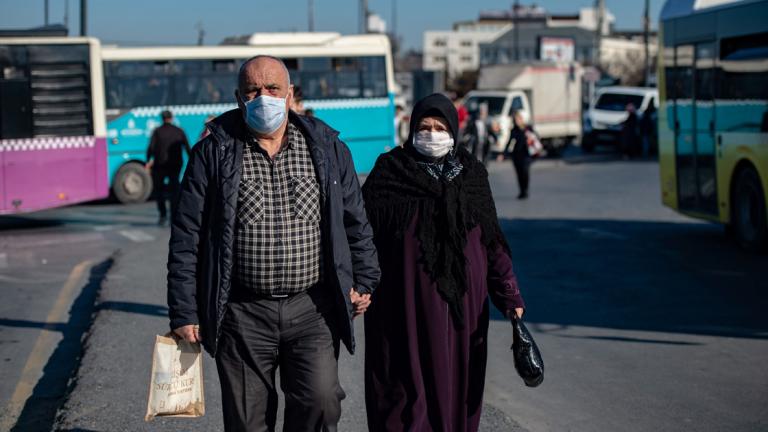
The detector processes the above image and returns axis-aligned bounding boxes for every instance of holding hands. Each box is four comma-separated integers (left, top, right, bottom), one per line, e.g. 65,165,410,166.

350,288,371,318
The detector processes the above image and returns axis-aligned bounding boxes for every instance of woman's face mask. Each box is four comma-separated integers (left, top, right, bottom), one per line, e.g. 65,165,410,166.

413,130,454,158
242,94,287,135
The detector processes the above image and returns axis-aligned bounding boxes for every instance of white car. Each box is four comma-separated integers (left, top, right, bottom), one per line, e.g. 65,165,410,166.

583,86,658,152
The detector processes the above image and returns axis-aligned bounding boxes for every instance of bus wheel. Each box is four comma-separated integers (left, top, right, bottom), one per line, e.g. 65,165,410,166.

732,166,767,253
113,162,152,204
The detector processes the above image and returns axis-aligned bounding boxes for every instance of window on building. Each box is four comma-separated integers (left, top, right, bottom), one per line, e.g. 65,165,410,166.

434,39,447,47
460,40,472,47
460,56,473,63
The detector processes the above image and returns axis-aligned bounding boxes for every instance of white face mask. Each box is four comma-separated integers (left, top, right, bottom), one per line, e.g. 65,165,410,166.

243,94,287,135
413,130,454,158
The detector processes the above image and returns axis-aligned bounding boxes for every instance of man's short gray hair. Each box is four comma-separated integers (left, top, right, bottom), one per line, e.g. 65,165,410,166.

238,55,291,88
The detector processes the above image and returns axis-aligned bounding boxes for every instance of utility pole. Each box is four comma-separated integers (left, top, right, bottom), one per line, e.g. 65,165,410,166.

391,0,397,40
196,21,205,46
360,0,368,33
80,0,87,36
64,0,69,30
513,0,520,62
44,0,49,25
593,0,604,67
643,0,651,86
308,0,315,32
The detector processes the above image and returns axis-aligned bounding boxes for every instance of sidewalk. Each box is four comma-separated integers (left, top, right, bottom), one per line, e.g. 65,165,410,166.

54,227,526,431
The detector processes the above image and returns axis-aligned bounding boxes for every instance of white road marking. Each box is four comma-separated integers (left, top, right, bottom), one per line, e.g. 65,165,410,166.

118,230,155,243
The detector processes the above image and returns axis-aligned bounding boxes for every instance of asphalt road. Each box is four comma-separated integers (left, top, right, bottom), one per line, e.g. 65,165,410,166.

0,151,765,431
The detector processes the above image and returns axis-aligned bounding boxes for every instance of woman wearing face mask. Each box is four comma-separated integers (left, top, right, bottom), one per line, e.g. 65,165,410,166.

362,94,526,432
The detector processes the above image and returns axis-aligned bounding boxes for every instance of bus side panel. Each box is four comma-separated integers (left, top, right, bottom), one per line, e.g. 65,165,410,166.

1,137,108,214
106,98,394,180
305,96,395,173
657,29,678,212
106,106,233,183
718,130,768,224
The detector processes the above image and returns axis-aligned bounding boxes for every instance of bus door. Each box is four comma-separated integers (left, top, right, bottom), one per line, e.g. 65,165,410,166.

674,42,718,215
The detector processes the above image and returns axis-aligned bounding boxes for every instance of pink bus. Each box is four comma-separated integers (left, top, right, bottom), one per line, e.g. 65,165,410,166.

0,36,108,214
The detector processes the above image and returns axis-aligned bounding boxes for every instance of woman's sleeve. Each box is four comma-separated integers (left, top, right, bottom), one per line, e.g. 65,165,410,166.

487,242,525,318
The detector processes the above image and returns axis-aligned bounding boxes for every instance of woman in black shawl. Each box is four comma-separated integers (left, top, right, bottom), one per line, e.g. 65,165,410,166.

362,94,526,432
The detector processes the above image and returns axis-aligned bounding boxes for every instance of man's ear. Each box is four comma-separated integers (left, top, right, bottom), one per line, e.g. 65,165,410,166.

286,85,294,108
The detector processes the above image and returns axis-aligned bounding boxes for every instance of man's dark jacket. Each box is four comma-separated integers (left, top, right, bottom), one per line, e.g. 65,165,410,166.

167,109,380,355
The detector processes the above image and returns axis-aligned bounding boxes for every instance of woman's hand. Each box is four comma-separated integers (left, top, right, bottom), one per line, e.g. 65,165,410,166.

350,288,372,318
514,308,524,319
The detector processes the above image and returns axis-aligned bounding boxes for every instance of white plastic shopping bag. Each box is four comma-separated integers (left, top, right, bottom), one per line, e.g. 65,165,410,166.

145,333,205,421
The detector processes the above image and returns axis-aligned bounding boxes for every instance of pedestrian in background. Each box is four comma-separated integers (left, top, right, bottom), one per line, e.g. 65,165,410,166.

145,110,190,225
639,102,657,157
463,102,491,165
166,55,379,432
453,93,469,133
362,93,525,432
621,102,641,159
504,110,536,199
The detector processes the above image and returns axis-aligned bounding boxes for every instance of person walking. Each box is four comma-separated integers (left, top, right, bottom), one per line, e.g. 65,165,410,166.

504,110,535,199
361,94,526,432
145,110,190,225
166,55,380,432
621,103,641,159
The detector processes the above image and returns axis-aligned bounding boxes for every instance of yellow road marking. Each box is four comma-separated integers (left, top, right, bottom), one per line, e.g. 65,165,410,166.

0,260,93,431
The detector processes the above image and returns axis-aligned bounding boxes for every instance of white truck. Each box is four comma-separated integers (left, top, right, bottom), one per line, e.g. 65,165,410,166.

464,62,582,155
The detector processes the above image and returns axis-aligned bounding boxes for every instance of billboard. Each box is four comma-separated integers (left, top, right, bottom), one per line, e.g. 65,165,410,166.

540,37,575,62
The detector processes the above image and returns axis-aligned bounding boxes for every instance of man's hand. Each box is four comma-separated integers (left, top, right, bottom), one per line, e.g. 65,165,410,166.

173,324,201,343
349,288,371,318
514,308,524,319
145,159,154,172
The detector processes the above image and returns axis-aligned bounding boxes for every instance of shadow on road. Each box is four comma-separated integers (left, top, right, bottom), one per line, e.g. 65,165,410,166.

9,258,113,432
0,302,168,334
489,218,767,342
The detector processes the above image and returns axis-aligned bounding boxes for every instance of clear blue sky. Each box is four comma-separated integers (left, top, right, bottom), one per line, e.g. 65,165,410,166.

0,0,663,50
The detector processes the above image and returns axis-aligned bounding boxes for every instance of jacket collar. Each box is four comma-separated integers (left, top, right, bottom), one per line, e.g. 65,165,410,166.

208,109,335,200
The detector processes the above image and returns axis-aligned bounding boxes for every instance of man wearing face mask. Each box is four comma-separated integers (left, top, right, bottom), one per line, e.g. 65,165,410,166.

362,94,525,431
166,55,380,432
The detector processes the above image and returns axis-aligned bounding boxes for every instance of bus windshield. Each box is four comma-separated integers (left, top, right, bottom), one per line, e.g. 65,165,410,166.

595,93,645,112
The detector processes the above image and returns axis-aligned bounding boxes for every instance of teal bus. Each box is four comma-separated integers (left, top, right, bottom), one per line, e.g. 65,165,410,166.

100,33,397,203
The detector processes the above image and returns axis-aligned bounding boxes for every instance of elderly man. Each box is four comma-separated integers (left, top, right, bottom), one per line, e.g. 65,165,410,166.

167,55,380,432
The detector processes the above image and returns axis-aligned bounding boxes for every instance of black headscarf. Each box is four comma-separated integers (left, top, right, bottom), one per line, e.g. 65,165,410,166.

363,93,509,328
404,93,459,152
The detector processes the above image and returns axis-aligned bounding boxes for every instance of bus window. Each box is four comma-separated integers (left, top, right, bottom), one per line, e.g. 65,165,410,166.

1,44,92,138
297,56,387,100
360,56,387,98
104,60,172,109
173,59,236,105
0,45,32,138
718,32,768,132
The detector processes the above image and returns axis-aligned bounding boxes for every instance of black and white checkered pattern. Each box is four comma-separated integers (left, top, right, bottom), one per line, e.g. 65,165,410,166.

233,122,323,295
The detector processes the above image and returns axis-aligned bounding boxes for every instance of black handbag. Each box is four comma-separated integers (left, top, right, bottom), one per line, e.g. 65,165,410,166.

510,314,544,387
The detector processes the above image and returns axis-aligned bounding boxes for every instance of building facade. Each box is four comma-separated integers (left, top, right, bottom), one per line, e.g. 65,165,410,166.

422,24,510,79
